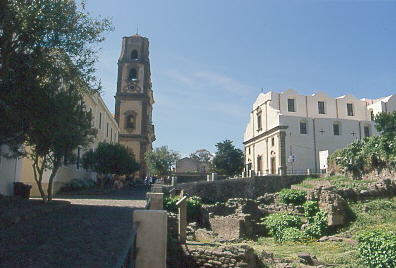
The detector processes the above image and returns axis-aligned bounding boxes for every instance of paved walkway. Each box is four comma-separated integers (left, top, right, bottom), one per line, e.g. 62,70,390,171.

55,185,148,208
0,185,148,268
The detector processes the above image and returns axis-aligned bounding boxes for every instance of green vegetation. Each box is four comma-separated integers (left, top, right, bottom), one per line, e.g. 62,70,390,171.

263,213,303,243
303,210,328,238
358,230,396,268
341,197,396,234
254,197,396,267
82,142,140,188
60,178,96,192
278,189,307,205
294,175,372,191
163,195,203,222
263,200,328,243
0,0,112,202
329,111,396,179
212,140,244,176
303,201,320,218
144,146,180,178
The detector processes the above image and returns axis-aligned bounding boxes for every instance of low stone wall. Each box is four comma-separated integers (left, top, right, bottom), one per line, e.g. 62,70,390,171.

166,175,309,203
174,174,228,184
184,245,262,268
336,178,396,201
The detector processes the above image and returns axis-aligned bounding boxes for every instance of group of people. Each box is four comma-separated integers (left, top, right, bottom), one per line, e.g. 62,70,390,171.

144,176,158,188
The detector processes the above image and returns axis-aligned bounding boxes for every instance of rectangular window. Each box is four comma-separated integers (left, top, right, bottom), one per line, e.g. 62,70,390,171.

318,101,325,114
99,112,102,129
370,111,375,121
288,98,295,112
271,137,275,146
110,128,113,142
364,126,370,137
248,147,251,154
300,121,307,134
333,124,340,136
257,113,262,130
347,103,354,116
106,123,109,137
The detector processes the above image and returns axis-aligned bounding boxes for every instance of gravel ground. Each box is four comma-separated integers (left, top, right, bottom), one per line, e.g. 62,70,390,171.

0,186,147,268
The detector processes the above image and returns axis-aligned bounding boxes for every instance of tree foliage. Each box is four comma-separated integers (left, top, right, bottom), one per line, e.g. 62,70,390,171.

329,112,396,178
375,111,396,138
0,0,112,202
144,146,180,177
212,140,244,176
26,90,95,202
82,142,140,176
190,149,213,163
0,0,112,146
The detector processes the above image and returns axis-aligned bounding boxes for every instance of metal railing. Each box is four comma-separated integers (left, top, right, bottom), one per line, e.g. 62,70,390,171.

115,226,137,268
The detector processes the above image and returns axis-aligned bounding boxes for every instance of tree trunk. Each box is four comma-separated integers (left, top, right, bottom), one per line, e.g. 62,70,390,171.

47,160,61,202
32,157,48,202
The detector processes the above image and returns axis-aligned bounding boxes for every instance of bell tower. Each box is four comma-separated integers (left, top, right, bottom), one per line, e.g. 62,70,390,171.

115,34,155,177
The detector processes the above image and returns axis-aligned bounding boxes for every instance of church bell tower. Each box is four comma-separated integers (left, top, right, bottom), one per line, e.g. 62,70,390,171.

115,34,155,177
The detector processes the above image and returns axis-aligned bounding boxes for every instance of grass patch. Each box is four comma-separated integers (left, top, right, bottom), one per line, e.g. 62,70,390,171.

341,197,396,234
294,175,373,191
248,238,365,267
249,197,396,267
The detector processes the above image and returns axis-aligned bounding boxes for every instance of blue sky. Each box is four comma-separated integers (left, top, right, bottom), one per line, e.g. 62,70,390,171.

85,0,396,156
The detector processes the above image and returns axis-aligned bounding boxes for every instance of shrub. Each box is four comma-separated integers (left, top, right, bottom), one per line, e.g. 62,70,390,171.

163,195,203,222
303,201,320,218
163,196,179,213
304,210,328,238
263,212,303,242
187,196,202,222
358,230,396,268
60,178,96,192
279,189,307,205
281,227,305,242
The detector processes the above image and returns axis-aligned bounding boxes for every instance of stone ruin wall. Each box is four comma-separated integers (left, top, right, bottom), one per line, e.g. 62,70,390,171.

165,175,309,203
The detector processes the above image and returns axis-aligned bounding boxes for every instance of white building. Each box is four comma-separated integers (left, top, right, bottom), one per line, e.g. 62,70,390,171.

0,93,119,196
243,89,396,175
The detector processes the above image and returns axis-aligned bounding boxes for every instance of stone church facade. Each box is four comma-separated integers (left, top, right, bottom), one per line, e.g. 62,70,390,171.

243,90,396,175
115,34,156,177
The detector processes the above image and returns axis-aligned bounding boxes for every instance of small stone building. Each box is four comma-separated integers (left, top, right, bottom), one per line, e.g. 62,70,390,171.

176,157,210,173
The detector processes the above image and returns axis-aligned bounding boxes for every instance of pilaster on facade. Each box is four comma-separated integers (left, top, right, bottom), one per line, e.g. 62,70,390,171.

115,34,155,177
244,90,396,175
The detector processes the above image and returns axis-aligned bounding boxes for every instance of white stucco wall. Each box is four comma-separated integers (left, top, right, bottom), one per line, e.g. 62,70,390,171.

0,93,120,196
243,90,395,175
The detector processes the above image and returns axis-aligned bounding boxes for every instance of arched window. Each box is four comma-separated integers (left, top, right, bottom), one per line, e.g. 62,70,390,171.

126,114,135,129
131,49,138,59
129,68,137,81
